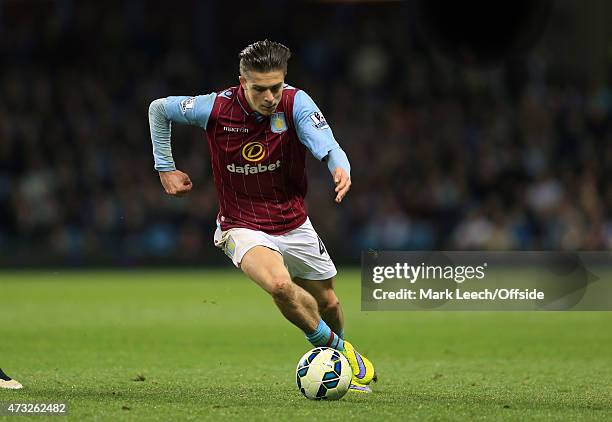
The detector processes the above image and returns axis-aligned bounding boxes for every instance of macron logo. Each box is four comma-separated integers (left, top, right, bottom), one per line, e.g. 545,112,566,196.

223,126,249,133
227,161,281,174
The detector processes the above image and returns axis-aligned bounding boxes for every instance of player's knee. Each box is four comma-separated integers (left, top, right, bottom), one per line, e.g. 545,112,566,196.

319,292,340,315
269,276,294,303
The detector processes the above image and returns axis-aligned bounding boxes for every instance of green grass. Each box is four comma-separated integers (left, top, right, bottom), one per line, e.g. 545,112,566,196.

1,269,611,421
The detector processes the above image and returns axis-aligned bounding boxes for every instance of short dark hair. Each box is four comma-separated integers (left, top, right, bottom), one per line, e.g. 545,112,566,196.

239,40,291,75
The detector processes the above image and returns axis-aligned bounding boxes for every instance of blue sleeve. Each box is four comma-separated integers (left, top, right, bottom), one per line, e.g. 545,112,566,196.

326,147,351,178
293,90,339,161
148,93,216,171
164,93,217,129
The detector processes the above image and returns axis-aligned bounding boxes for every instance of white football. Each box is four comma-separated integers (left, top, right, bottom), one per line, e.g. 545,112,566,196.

295,347,352,400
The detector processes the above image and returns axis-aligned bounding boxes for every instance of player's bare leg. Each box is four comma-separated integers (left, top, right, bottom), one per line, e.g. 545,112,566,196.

240,246,320,332
294,276,376,392
241,246,376,388
293,277,344,335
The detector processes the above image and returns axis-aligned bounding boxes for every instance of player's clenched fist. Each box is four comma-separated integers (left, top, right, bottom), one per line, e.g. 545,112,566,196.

159,170,193,196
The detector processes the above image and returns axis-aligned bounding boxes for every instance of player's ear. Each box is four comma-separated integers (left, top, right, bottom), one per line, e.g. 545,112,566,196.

239,75,247,89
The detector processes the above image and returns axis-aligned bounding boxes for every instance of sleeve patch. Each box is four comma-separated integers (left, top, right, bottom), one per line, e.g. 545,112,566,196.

309,111,329,130
180,97,196,113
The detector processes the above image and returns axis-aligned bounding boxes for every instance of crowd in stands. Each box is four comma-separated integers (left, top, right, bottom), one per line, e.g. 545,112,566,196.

1,2,610,266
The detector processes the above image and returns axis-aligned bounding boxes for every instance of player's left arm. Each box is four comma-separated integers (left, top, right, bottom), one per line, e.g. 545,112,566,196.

293,90,351,203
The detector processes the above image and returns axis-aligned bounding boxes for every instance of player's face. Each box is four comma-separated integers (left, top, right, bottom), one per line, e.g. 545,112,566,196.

239,70,285,116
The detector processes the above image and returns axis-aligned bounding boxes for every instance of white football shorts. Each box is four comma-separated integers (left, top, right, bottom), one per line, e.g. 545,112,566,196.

213,217,337,280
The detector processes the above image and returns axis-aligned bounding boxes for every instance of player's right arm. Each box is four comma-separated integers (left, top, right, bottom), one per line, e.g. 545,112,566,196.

148,94,217,195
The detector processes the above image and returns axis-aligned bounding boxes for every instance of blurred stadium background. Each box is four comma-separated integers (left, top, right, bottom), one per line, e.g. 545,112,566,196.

1,0,612,267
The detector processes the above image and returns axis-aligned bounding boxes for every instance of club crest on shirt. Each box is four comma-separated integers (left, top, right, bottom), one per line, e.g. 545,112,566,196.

270,112,287,133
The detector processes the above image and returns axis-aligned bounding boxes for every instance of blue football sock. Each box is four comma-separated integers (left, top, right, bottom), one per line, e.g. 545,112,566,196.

305,319,344,351
337,328,344,340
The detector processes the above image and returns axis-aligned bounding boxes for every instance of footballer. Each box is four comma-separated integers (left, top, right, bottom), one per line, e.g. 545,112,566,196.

148,40,376,392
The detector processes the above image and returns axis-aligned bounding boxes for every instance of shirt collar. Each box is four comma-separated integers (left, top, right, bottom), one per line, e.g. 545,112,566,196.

237,85,254,115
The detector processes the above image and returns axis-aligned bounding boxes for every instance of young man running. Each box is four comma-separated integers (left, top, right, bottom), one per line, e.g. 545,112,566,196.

148,40,376,392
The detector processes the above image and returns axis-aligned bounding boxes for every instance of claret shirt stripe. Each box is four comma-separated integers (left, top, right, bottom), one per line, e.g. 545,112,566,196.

265,127,284,224
240,110,261,228
227,101,243,222
259,130,275,230
208,100,228,223
279,92,298,221
284,93,299,220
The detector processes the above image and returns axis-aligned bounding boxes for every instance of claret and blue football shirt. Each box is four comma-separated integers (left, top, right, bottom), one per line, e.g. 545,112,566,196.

149,84,348,235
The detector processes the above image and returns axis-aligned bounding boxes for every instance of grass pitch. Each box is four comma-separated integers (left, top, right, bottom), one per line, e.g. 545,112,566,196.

1,269,611,421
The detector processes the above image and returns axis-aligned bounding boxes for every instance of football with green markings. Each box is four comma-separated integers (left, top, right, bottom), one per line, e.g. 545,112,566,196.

295,347,352,400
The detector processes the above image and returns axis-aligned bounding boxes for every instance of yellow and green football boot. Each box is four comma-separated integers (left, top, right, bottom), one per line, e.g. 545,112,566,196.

349,380,373,393
342,341,377,386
